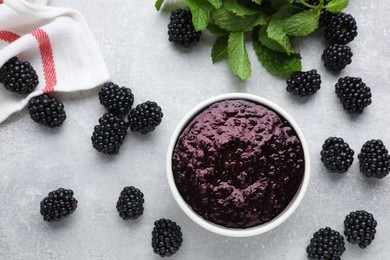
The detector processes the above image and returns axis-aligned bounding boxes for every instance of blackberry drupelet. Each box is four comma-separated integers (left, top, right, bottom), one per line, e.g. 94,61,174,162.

344,210,377,249
152,218,183,257
91,113,128,155
325,13,358,44
286,69,321,96
168,9,201,48
98,82,134,115
128,101,163,134
321,137,354,173
306,227,345,260
335,77,371,114
358,139,390,178
116,186,144,220
40,188,78,222
322,44,352,72
0,56,39,94
28,94,66,128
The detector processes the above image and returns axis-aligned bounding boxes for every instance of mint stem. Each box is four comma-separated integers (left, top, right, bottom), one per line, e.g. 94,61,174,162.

299,0,323,10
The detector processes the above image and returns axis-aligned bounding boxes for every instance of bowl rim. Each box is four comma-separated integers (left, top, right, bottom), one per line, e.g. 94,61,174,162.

166,93,310,237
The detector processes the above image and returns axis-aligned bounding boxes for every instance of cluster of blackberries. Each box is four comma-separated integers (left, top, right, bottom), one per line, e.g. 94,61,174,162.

168,9,201,48
317,3,358,72
40,187,183,257
306,210,377,259
321,137,390,179
0,57,67,128
92,82,163,155
287,72,372,114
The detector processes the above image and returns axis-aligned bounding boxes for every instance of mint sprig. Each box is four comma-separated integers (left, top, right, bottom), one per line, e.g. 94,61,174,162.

156,0,349,79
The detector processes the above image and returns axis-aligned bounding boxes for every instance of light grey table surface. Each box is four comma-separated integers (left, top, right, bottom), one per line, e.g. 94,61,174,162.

1,0,389,259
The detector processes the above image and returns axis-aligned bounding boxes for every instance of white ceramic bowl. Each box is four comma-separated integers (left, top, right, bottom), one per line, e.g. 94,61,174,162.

166,93,310,237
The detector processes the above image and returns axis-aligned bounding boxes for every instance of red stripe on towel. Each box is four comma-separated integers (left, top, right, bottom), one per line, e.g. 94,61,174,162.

30,28,57,93
0,31,20,43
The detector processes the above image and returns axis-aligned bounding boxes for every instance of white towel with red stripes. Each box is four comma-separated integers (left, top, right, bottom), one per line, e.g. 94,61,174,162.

0,0,110,123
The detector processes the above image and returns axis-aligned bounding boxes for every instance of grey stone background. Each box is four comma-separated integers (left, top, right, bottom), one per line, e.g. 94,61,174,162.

0,0,389,259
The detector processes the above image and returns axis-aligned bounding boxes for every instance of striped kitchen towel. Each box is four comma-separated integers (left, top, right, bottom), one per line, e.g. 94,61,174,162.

0,0,110,123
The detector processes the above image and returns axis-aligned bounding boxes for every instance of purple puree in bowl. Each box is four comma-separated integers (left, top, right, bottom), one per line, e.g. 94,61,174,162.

172,99,305,229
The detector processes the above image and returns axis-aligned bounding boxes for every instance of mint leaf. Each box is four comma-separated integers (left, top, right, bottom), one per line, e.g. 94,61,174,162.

212,35,228,63
253,14,267,26
207,23,229,36
267,19,295,55
185,0,214,31
227,32,251,79
327,0,348,13
212,7,263,32
224,0,259,17
253,39,301,76
259,27,286,53
251,0,262,4
155,0,164,11
206,0,222,9
283,9,320,36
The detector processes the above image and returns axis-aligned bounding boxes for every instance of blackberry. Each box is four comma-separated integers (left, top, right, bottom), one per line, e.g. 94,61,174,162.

306,227,345,260
358,139,390,178
325,13,358,44
321,137,354,173
98,82,134,115
40,188,78,222
335,77,371,114
286,69,321,96
152,218,183,257
304,0,332,27
344,210,377,249
0,56,39,94
128,101,163,134
91,113,128,155
116,186,144,220
168,9,201,48
322,44,352,72
28,94,66,128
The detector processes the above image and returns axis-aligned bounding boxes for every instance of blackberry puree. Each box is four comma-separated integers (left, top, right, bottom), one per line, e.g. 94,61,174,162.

172,100,305,228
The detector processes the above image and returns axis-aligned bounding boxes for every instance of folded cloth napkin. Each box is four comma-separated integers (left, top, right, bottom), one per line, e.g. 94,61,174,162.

0,0,110,123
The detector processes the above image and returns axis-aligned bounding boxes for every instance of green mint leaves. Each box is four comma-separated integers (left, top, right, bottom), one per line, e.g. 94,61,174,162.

327,0,349,13
228,32,251,79
283,9,320,36
155,0,349,79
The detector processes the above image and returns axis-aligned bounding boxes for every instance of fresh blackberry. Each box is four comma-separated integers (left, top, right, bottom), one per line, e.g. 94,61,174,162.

306,227,345,260
91,113,128,155
152,218,183,257
322,44,352,72
321,137,354,173
325,13,358,44
335,77,371,114
40,188,78,222
28,94,66,128
358,139,390,178
319,0,333,28
344,210,377,249
286,69,321,96
303,0,332,27
128,101,163,134
168,9,201,48
116,186,144,220
98,82,134,115
0,56,39,94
